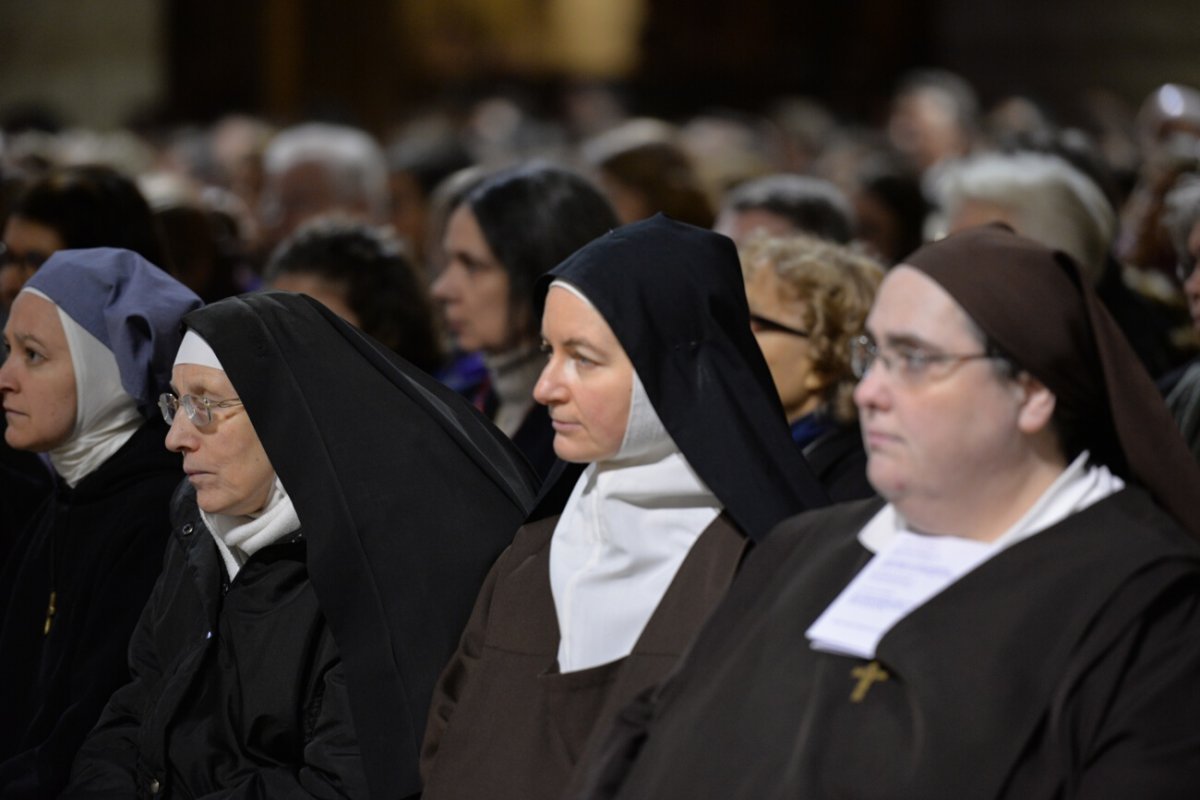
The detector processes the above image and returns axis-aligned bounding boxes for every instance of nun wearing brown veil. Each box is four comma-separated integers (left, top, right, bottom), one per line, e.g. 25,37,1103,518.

575,224,1200,800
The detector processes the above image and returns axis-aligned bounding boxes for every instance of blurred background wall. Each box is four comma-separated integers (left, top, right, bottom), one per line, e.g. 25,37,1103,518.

1,0,1198,132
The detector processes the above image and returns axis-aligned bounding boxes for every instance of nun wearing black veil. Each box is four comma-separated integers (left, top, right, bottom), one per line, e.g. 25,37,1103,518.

64,292,538,798
418,215,829,800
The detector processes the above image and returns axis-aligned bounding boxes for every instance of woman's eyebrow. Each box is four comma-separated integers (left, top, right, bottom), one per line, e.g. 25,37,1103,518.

13,332,46,346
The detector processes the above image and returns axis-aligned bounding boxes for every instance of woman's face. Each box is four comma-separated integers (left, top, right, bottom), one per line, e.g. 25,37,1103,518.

744,266,822,423
165,363,275,517
0,291,77,451
431,206,516,353
533,286,633,463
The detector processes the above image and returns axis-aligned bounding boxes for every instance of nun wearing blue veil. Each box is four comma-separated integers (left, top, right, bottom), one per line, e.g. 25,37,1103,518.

0,248,201,798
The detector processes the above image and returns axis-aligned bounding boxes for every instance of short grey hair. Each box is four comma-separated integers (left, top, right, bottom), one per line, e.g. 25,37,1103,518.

937,152,1115,284
263,122,389,222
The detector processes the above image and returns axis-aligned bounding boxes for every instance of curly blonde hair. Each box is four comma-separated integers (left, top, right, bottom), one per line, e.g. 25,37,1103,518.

740,233,884,424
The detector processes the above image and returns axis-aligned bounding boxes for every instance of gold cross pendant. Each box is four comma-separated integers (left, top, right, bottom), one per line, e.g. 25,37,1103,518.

43,590,57,636
849,660,889,702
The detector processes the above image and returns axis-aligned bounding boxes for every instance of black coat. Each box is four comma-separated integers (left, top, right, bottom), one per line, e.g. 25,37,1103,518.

577,489,1200,799
64,483,365,798
0,420,179,799
801,422,875,502
0,433,54,569
67,292,539,800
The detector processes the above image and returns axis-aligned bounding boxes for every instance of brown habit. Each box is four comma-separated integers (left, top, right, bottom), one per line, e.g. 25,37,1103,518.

420,513,747,800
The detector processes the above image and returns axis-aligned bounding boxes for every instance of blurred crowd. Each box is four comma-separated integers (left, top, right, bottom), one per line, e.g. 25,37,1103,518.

3,71,1200,378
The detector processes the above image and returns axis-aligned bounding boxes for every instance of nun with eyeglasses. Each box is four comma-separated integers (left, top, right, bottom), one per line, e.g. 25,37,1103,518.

64,289,538,799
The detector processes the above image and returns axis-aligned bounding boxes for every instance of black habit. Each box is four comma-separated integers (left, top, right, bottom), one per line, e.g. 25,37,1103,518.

578,490,1200,799
0,421,179,799
65,292,539,799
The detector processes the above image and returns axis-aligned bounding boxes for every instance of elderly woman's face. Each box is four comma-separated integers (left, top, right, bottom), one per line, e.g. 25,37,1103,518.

165,364,275,517
432,206,516,353
534,287,633,463
744,266,821,424
0,292,77,451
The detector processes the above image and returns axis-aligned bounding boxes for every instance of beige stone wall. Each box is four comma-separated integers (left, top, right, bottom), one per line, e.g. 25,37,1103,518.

0,0,164,128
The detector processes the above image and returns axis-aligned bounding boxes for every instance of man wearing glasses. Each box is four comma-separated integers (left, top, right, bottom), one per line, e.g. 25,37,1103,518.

575,225,1200,800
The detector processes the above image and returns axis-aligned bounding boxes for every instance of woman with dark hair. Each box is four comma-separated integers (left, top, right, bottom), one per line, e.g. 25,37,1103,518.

419,216,829,800
432,162,619,477
265,218,443,373
1,165,168,310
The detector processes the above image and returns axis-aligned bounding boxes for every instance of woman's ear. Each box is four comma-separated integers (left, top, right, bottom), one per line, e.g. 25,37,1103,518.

1015,373,1057,436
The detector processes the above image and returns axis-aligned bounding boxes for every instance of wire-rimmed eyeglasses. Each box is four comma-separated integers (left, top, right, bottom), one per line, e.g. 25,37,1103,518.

158,392,243,427
849,335,1000,385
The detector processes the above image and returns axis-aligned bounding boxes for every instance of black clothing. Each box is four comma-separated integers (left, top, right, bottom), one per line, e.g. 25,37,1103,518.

578,490,1200,799
67,292,540,800
1096,255,1183,379
0,435,53,569
66,484,365,798
801,422,874,502
0,420,179,799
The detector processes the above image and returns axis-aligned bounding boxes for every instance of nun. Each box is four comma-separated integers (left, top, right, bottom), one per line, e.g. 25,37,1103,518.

573,225,1200,800
419,215,829,800
65,291,539,798
0,248,201,798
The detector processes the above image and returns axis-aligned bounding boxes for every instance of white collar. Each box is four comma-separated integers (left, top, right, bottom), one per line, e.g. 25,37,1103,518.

201,476,301,579
550,371,722,672
812,453,1125,660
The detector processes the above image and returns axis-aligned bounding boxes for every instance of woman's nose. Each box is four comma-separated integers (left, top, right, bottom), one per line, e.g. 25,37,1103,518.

431,264,458,302
163,410,196,453
532,359,564,406
0,353,16,393
852,359,890,413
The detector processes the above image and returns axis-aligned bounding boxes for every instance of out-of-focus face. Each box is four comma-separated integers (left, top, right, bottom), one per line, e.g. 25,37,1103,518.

853,267,1033,532
1,216,65,310
744,266,820,423
432,205,515,353
713,208,795,246
887,90,968,173
0,291,77,451
1183,219,1200,334
533,287,633,463
165,364,275,517
269,273,360,327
